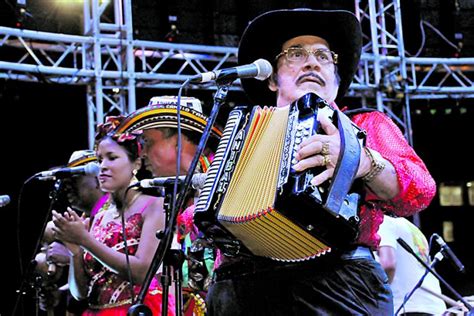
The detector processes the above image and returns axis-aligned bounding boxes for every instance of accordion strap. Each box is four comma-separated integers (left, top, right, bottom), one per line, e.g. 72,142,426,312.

324,110,362,214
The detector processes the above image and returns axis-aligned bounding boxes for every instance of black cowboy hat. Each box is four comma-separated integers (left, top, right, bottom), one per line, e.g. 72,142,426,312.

238,9,362,105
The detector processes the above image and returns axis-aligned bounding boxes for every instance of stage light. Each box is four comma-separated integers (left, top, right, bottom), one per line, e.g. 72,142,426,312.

54,0,83,6
467,181,474,206
439,183,463,206
442,221,455,242
15,0,28,29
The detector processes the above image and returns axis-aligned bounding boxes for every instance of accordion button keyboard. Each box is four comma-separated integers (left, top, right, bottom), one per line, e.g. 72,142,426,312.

291,119,314,172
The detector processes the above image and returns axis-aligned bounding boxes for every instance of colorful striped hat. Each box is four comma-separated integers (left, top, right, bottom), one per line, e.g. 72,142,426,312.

67,150,97,167
114,96,223,140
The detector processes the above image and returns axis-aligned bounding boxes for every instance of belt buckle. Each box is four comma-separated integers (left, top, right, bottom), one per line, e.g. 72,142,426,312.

342,246,371,260
220,240,241,257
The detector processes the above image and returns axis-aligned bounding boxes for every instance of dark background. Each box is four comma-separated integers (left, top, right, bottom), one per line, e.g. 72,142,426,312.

1,0,473,315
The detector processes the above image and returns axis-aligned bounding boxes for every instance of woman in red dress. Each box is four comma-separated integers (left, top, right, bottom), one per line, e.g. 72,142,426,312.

52,116,175,315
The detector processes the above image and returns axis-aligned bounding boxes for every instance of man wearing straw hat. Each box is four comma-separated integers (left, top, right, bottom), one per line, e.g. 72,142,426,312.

115,96,222,178
117,96,222,315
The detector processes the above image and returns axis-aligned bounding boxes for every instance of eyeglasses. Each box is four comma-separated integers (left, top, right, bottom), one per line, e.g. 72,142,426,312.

275,47,338,65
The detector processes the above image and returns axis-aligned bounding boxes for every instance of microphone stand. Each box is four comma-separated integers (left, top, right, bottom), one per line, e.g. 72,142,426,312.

13,179,66,316
155,183,187,316
128,83,230,316
395,251,442,315
396,238,473,315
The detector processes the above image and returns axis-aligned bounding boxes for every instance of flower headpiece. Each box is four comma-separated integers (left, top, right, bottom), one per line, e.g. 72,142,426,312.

95,116,143,156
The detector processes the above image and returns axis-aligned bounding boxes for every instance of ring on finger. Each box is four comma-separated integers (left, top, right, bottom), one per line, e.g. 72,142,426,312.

322,155,331,166
321,142,330,155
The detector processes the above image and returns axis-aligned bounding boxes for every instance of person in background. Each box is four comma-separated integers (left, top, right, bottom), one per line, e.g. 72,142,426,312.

377,214,447,315
34,150,107,315
115,96,222,316
203,8,436,315
51,116,174,315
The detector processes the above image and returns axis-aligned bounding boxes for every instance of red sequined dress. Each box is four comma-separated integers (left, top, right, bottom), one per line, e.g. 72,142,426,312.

82,200,175,315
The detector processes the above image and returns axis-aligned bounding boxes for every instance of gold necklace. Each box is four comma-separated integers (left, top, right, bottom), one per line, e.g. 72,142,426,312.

113,191,142,219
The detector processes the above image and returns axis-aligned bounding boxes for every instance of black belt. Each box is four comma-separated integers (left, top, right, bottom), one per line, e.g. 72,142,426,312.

214,246,374,281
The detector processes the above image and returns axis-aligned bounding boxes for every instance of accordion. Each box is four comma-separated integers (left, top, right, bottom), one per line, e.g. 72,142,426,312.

195,93,366,262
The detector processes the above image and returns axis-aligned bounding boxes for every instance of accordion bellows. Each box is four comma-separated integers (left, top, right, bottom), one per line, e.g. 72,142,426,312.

216,106,330,261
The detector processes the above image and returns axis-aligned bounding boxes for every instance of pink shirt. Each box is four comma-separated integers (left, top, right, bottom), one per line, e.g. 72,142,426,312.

351,110,436,248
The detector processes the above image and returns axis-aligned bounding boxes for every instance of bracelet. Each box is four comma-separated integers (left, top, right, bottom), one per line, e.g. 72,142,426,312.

362,147,385,182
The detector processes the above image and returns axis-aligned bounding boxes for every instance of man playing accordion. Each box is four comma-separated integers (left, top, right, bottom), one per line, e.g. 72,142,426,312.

203,8,436,315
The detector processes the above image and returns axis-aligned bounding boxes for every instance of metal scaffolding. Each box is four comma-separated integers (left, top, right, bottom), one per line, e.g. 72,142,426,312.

1,0,473,147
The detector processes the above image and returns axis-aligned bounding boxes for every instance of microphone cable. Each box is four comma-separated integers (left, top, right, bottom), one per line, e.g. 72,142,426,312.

16,174,38,276
173,78,191,217
121,183,140,303
13,173,58,316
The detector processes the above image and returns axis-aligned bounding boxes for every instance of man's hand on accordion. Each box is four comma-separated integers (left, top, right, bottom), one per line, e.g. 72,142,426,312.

293,114,339,186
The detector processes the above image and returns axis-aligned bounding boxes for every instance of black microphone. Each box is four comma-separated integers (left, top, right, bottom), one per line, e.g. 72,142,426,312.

36,163,100,181
433,233,465,273
138,173,207,190
190,58,273,83
0,195,10,207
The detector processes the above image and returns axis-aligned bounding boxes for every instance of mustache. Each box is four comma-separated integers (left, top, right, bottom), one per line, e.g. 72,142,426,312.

297,73,326,86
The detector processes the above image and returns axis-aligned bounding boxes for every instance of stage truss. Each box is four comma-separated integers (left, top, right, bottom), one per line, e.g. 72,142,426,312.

0,0,473,147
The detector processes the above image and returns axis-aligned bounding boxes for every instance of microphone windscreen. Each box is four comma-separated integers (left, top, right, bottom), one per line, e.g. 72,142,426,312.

85,163,100,176
0,195,10,207
254,59,273,81
192,173,207,190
